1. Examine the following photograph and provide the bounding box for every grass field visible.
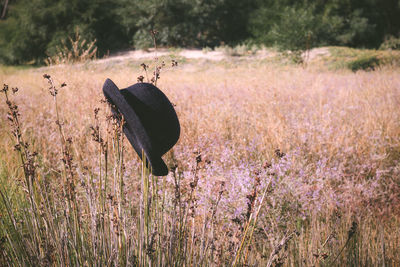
[1,49,400,266]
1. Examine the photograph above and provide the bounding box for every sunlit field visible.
[1,53,400,266]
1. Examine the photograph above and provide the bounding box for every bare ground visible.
[95,47,331,64]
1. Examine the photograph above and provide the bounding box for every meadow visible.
[1,49,400,266]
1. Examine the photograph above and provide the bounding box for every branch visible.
[1,0,9,19]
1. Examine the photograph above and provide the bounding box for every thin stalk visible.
[118,120,127,266]
[233,178,272,266]
[3,89,43,260]
[52,87,84,265]
[159,175,167,266]
[34,177,66,266]
[243,179,272,264]
[0,188,32,266]
[151,30,159,86]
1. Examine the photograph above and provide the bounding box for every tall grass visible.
[1,59,400,266]
[45,30,97,66]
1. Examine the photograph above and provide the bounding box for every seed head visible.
[137,75,144,83]
[140,63,148,71]
[2,84,9,93]
[275,149,285,158]
[348,221,357,239]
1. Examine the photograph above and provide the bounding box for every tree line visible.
[0,0,399,65]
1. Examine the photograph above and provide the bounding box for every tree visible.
[119,0,256,49]
[0,0,129,64]
[249,0,400,50]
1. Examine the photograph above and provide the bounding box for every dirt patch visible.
[95,47,330,64]
[305,47,330,61]
[96,49,170,64]
[179,50,225,60]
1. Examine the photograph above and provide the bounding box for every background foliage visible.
[0,0,399,64]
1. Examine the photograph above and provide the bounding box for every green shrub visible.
[347,55,380,72]
[379,35,400,50]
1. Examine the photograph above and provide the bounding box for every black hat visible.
[102,79,180,176]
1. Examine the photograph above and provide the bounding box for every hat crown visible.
[120,83,180,155]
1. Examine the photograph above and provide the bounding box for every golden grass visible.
[1,58,400,265]
[3,60,398,162]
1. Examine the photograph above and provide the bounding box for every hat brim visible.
[103,78,169,176]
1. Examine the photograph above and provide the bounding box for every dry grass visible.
[44,30,97,66]
[1,57,400,266]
